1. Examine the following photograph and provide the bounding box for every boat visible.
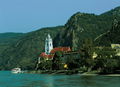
[11,68,22,73]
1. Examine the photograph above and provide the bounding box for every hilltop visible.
[54,6,120,50]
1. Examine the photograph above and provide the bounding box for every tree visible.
[52,51,63,70]
[80,39,95,71]
[95,47,118,73]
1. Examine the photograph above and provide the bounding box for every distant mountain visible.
[0,32,24,44]
[0,33,24,55]
[1,6,120,70]
[95,19,120,46]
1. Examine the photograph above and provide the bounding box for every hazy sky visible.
[0,0,120,33]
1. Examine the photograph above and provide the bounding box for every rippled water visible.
[0,71,120,87]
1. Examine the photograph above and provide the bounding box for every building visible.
[50,47,71,54]
[45,34,53,54]
[40,47,71,60]
[111,44,120,56]
[40,34,71,60]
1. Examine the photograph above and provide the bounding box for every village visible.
[33,34,120,74]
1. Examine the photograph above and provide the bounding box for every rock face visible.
[54,7,120,50]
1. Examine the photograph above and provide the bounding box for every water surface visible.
[0,71,120,87]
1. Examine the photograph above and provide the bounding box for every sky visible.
[0,0,120,33]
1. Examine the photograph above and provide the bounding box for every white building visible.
[45,34,53,54]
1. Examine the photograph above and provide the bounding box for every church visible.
[40,34,71,60]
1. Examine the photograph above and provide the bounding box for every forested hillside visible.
[54,6,120,50]
[0,26,63,70]
[95,19,120,46]
[0,33,24,55]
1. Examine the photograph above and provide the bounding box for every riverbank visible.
[26,70,79,75]
[25,70,120,76]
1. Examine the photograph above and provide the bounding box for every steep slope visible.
[54,13,99,50]
[0,26,64,70]
[54,7,120,50]
[95,19,120,46]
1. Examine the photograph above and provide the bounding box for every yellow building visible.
[111,44,120,56]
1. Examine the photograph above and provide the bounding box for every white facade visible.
[45,34,53,54]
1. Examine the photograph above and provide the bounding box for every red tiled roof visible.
[47,55,54,58]
[50,47,71,54]
[40,52,54,59]
[40,47,71,59]
[40,52,46,57]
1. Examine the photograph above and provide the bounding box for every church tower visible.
[45,34,53,54]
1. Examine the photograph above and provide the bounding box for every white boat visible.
[11,68,22,74]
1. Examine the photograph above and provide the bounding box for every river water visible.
[0,71,120,87]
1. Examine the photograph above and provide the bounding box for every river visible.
[0,71,120,87]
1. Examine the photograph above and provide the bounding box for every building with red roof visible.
[50,47,71,54]
[40,47,71,60]
[39,34,71,60]
[40,52,54,60]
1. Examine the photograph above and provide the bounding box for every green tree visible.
[95,47,117,73]
[52,51,63,70]
[80,39,95,71]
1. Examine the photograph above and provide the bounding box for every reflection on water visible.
[0,71,120,87]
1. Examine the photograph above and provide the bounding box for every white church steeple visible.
[45,34,53,54]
